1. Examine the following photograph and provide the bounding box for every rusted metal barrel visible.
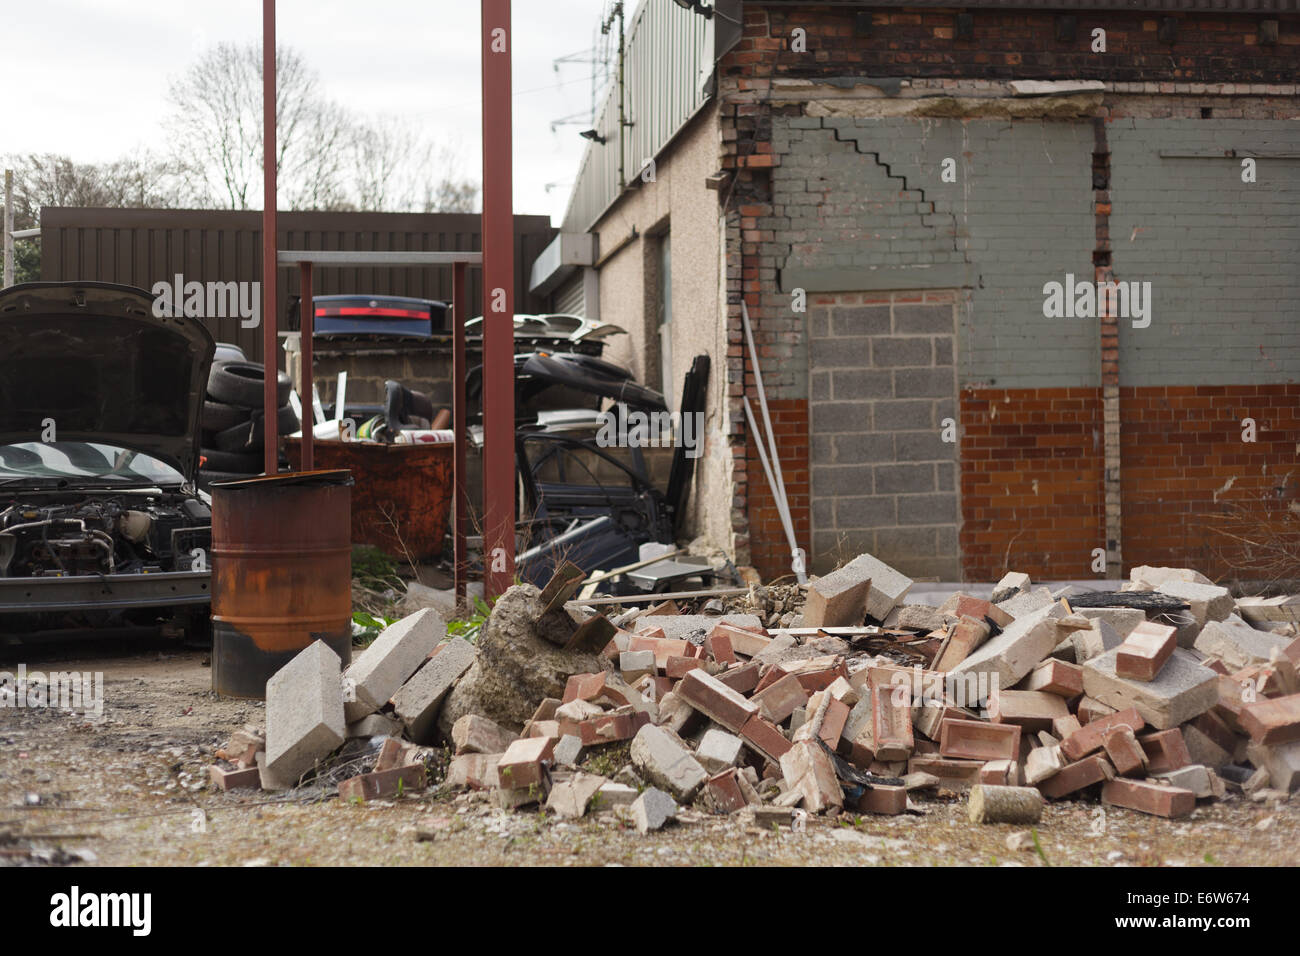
[210,469,354,698]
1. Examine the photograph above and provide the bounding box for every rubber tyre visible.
[199,447,263,473]
[211,404,300,452]
[202,399,251,432]
[207,361,292,409]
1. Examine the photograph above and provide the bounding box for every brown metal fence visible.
[39,207,555,364]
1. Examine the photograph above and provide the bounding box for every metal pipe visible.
[453,260,468,600]
[481,0,516,599]
[299,260,313,471]
[743,397,806,584]
[741,300,805,583]
[261,0,278,476]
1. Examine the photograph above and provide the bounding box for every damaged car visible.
[0,282,215,639]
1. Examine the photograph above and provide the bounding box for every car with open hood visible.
[0,281,216,638]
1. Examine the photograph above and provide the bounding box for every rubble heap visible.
[209,558,1300,832]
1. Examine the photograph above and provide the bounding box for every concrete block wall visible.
[1107,118,1300,385]
[807,291,961,580]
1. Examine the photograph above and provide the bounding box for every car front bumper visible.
[0,570,211,614]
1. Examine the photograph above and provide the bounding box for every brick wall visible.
[738,5,1299,84]
[1121,385,1300,582]
[744,399,810,580]
[959,387,1106,580]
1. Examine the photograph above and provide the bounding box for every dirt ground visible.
[1,637,1297,868]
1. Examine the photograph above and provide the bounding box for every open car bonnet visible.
[0,282,216,482]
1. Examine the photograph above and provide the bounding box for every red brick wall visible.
[1121,385,1300,581]
[738,5,1298,83]
[743,398,811,582]
[961,385,1300,582]
[960,387,1106,580]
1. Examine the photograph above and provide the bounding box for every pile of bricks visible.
[210,556,1300,834]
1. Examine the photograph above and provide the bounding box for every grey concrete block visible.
[951,602,1066,688]
[630,725,708,801]
[1082,648,1219,730]
[874,463,935,494]
[343,607,446,722]
[265,640,346,786]
[696,729,745,774]
[630,787,679,833]
[1194,619,1292,671]
[391,638,478,743]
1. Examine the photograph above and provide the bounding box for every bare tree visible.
[166,41,478,213]
[166,43,348,210]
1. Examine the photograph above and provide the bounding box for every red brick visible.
[678,669,760,732]
[1101,778,1195,818]
[1115,621,1177,681]
[209,764,260,791]
[497,737,557,789]
[665,656,704,679]
[1102,725,1148,777]
[705,768,748,813]
[338,764,427,802]
[1022,659,1084,698]
[751,672,808,724]
[906,755,983,789]
[989,688,1069,730]
[705,630,737,665]
[739,713,792,763]
[870,669,914,760]
[1138,728,1193,773]
[1060,707,1145,761]
[563,672,609,703]
[716,661,762,695]
[857,784,907,815]
[940,594,1014,628]
[933,616,990,671]
[1038,753,1113,799]
[1239,693,1300,745]
[939,718,1021,761]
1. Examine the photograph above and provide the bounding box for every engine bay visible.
[0,492,211,578]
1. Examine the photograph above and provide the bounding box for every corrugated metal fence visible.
[40,207,555,364]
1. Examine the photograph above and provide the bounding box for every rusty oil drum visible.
[209,469,354,698]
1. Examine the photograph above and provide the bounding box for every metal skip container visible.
[210,469,354,698]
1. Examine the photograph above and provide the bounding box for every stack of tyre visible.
[199,344,299,487]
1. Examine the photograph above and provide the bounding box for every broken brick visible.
[1101,778,1195,818]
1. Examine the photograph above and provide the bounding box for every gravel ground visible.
[1,641,1297,867]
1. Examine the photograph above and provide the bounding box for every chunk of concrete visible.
[630,787,678,833]
[949,601,1066,688]
[545,772,607,819]
[990,571,1031,605]
[634,614,762,643]
[346,713,402,739]
[835,553,913,622]
[996,586,1055,619]
[1076,607,1146,640]
[1194,619,1292,671]
[1246,739,1300,793]
[391,637,478,743]
[803,563,872,628]
[696,728,744,774]
[630,724,708,801]
[343,608,446,722]
[264,640,346,786]
[1130,565,1213,589]
[1157,580,1233,625]
[451,714,518,755]
[1068,617,1124,664]
[1082,648,1218,730]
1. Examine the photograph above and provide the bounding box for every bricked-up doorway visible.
[807,290,960,580]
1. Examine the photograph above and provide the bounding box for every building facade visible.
[538,0,1300,586]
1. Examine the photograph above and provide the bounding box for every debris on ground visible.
[210,554,1300,832]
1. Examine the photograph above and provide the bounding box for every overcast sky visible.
[3,0,614,223]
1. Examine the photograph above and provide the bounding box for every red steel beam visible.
[481,0,515,599]
[261,0,278,475]
[452,260,469,600]
[299,260,314,471]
